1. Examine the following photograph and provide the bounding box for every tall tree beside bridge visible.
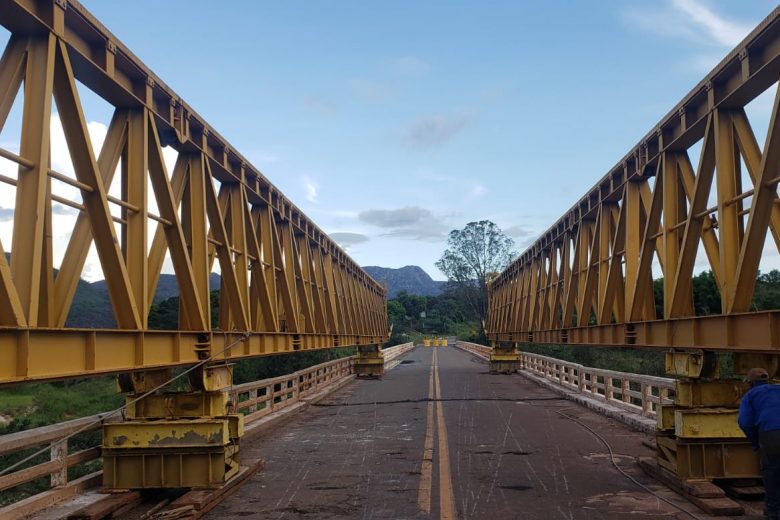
[436,220,515,332]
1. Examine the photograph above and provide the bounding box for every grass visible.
[0,391,35,416]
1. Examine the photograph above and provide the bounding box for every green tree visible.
[692,270,721,315]
[435,220,515,330]
[754,270,780,310]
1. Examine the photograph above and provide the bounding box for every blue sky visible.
[2,0,778,282]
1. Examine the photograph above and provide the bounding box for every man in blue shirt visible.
[738,367,780,520]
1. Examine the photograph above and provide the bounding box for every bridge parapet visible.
[0,343,414,517]
[456,340,759,489]
[455,341,674,419]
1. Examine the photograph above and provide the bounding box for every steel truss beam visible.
[0,0,388,385]
[487,5,780,353]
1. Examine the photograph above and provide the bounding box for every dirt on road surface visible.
[206,346,757,520]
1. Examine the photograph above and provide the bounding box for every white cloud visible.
[404,113,474,150]
[0,113,169,282]
[470,182,487,198]
[624,0,751,49]
[359,206,449,241]
[330,232,370,252]
[302,176,318,203]
[671,0,750,47]
[52,203,77,216]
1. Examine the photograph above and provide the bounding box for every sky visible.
[0,0,778,282]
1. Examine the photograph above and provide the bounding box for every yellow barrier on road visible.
[433,337,440,347]
[442,338,448,347]
[424,339,431,347]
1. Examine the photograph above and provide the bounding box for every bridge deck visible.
[205,346,714,520]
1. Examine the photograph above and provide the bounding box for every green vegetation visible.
[521,344,736,380]
[0,377,120,506]
[436,220,516,330]
[653,269,780,317]
[0,391,34,417]
[5,248,780,505]
[521,343,667,376]
[521,268,780,379]
[231,347,357,384]
[0,378,120,430]
[388,290,482,344]
[0,290,358,506]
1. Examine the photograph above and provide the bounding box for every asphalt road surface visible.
[207,346,725,520]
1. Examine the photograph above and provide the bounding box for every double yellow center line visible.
[418,348,456,519]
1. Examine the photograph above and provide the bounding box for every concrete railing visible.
[455,341,491,360]
[0,342,415,518]
[230,342,414,423]
[455,341,675,419]
[383,341,416,363]
[230,356,355,423]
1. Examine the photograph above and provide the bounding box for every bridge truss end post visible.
[652,349,764,484]
[354,344,385,378]
[489,341,520,374]
[102,361,244,489]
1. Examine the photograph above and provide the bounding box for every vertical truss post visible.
[489,341,520,374]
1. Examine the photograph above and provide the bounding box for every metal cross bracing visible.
[485,4,780,487]
[486,5,780,355]
[0,0,389,385]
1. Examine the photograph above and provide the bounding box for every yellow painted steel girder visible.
[674,380,747,408]
[673,409,745,439]
[656,435,759,479]
[486,4,780,353]
[103,445,240,488]
[125,391,229,419]
[103,417,243,450]
[0,0,390,385]
[0,329,387,384]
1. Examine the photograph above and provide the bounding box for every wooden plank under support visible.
[639,457,744,516]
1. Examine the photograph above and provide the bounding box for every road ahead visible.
[207,346,708,520]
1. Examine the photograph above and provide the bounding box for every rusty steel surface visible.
[0,0,389,384]
[205,346,722,520]
[486,4,780,353]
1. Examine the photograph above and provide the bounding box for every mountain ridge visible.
[2,253,441,326]
[363,265,445,299]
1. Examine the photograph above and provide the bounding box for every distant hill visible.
[3,253,441,326]
[362,265,445,299]
[74,274,222,328]
[2,253,223,328]
[90,273,222,305]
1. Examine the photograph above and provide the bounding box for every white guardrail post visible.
[0,342,417,517]
[454,341,675,419]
